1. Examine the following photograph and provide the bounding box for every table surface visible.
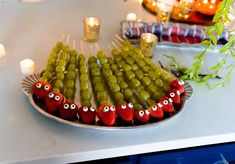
[1,0,235,163]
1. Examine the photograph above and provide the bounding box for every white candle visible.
[20,59,35,75]
[126,12,137,21]
[0,44,6,58]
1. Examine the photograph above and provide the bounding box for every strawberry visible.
[33,80,52,99]
[166,89,181,104]
[169,80,185,93]
[116,103,134,122]
[134,110,150,123]
[78,106,96,124]
[159,96,175,113]
[58,101,78,120]
[149,103,164,119]
[97,104,116,126]
[45,91,64,114]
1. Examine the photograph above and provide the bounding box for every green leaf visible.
[215,21,224,36]
[211,35,217,45]
[229,50,235,58]
[219,42,232,53]
[200,40,210,46]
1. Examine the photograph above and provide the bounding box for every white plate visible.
[20,72,193,130]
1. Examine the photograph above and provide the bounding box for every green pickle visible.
[54,80,64,89]
[80,74,88,81]
[82,90,91,100]
[126,71,135,80]
[93,76,103,84]
[108,75,117,83]
[80,81,88,90]
[131,78,140,88]
[66,79,75,89]
[142,77,151,86]
[111,83,120,92]
[56,72,65,80]
[123,88,133,100]
[67,71,76,80]
[94,84,104,92]
[139,90,150,102]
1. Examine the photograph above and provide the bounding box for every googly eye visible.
[36,83,42,88]
[128,103,133,108]
[139,110,144,117]
[103,106,109,112]
[110,106,115,111]
[63,104,69,109]
[170,92,175,97]
[158,103,163,108]
[90,106,95,112]
[169,98,173,103]
[163,100,168,105]
[70,104,76,110]
[55,95,60,101]
[83,106,88,112]
[44,85,50,91]
[178,80,184,85]
[121,104,126,109]
[48,93,54,98]
[152,105,157,111]
[145,110,150,115]
[176,90,181,95]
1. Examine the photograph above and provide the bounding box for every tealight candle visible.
[126,12,137,21]
[140,33,157,58]
[84,17,100,42]
[20,59,35,75]
[0,44,6,58]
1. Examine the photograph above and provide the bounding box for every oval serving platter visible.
[21,72,193,130]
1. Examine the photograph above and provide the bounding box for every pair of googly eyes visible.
[83,106,95,112]
[36,83,50,91]
[48,93,61,101]
[121,103,133,109]
[170,91,181,98]
[178,80,184,86]
[103,106,115,112]
[151,105,158,111]
[63,104,77,110]
[139,110,150,117]
[162,98,173,105]
[151,103,163,111]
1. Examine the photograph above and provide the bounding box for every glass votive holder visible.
[84,17,100,42]
[140,33,157,58]
[156,1,173,22]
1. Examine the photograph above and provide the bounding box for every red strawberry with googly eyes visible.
[169,80,185,93]
[97,104,116,126]
[45,91,64,114]
[166,89,181,104]
[78,106,96,124]
[33,80,52,99]
[116,103,134,122]
[149,103,164,119]
[159,97,175,113]
[58,101,78,120]
[134,110,150,123]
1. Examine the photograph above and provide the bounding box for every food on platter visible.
[30,38,188,127]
